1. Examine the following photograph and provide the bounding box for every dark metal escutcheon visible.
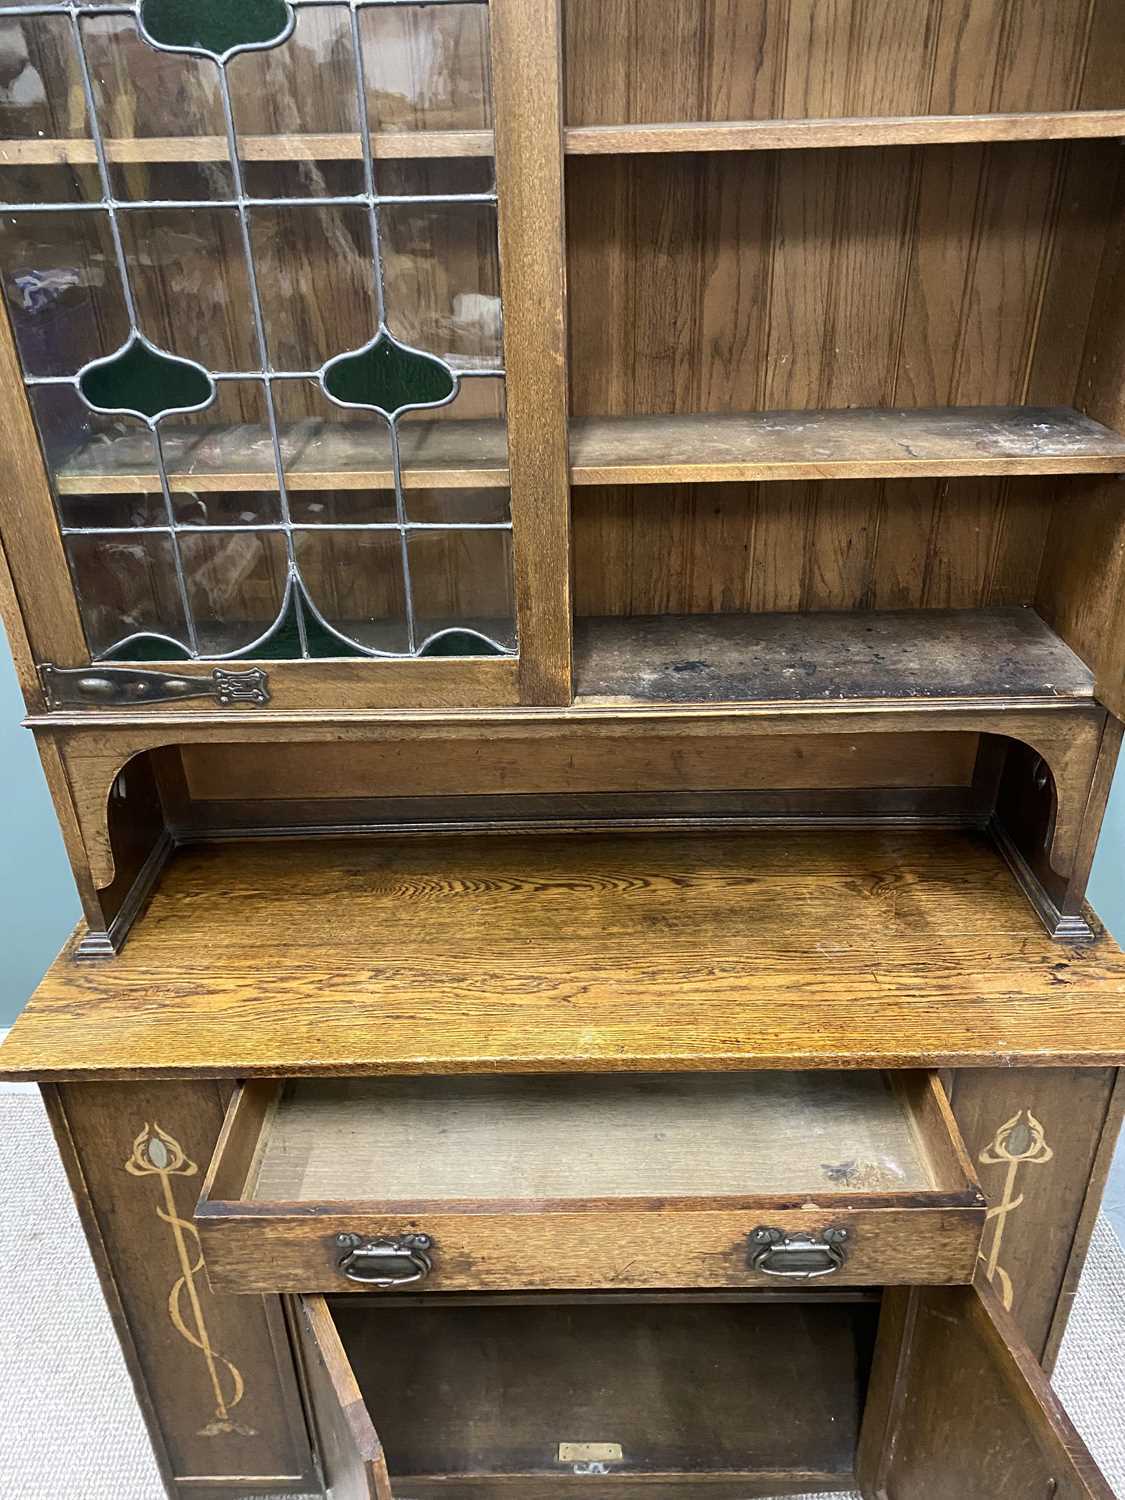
[748,1225,848,1279]
[335,1232,433,1288]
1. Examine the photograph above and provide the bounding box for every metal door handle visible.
[335,1233,433,1287]
[748,1226,848,1278]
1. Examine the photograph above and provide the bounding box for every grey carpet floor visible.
[1,1089,1122,1500]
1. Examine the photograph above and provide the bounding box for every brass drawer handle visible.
[748,1226,848,1279]
[335,1233,433,1287]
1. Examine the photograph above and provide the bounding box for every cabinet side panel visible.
[950,1067,1118,1361]
[47,1080,314,1492]
[0,301,87,669]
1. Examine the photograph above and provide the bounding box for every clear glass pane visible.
[361,3,492,134]
[381,201,501,369]
[273,375,394,486]
[250,203,377,370]
[117,207,256,371]
[172,489,282,527]
[81,14,233,201]
[0,209,128,376]
[407,487,510,526]
[65,530,190,658]
[157,378,274,482]
[0,162,100,207]
[375,156,494,198]
[295,528,409,655]
[58,491,167,530]
[409,527,515,652]
[289,487,397,527]
[398,374,507,490]
[0,15,89,141]
[30,381,155,493]
[179,528,287,656]
[230,4,363,200]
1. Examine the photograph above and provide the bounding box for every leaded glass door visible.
[0,0,570,710]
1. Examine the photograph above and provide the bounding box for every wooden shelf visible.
[54,407,1125,497]
[568,407,1125,486]
[0,130,494,168]
[574,609,1096,707]
[7,112,1122,170]
[565,110,1125,155]
[2,828,1124,1081]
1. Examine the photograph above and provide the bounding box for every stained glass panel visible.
[0,0,513,664]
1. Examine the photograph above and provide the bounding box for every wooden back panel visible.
[568,141,1120,418]
[563,0,1123,125]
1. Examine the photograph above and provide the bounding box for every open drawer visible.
[292,1283,1114,1500]
[197,1071,986,1294]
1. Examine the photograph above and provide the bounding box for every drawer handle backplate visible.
[748,1226,848,1279]
[335,1232,433,1287]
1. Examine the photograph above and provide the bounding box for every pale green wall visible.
[0,637,81,1025]
[1090,766,1125,944]
[0,632,1122,1026]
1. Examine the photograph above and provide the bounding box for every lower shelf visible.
[332,1297,875,1494]
[574,607,1095,705]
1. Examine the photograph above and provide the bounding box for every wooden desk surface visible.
[3,829,1124,1081]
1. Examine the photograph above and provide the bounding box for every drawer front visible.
[197,1072,986,1295]
[204,1203,983,1294]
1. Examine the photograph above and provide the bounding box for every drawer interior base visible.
[328,1297,877,1491]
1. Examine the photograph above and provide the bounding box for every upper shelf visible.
[55,406,1125,497]
[5,110,1124,169]
[564,110,1125,155]
[569,407,1125,485]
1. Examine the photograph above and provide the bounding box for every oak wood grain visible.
[563,0,1113,125]
[197,1071,983,1295]
[573,608,1094,705]
[3,829,1125,1081]
[294,1296,390,1500]
[328,1297,874,1486]
[490,0,572,705]
[564,111,1125,154]
[857,1284,1116,1499]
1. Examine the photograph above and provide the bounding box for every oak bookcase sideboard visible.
[1,2,1124,1498]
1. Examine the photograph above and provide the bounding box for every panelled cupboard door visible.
[295,1286,1116,1499]
[856,1284,1115,1500]
[293,1295,392,1500]
[196,1072,986,1294]
[0,0,570,712]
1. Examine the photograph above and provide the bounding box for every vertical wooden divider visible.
[490,0,574,705]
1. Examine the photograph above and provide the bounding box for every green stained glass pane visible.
[322,332,456,418]
[254,578,369,660]
[140,0,292,56]
[79,338,213,422]
[419,629,506,659]
[101,634,192,663]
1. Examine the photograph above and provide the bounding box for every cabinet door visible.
[857,1283,1114,1500]
[294,1294,392,1500]
[0,0,569,712]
